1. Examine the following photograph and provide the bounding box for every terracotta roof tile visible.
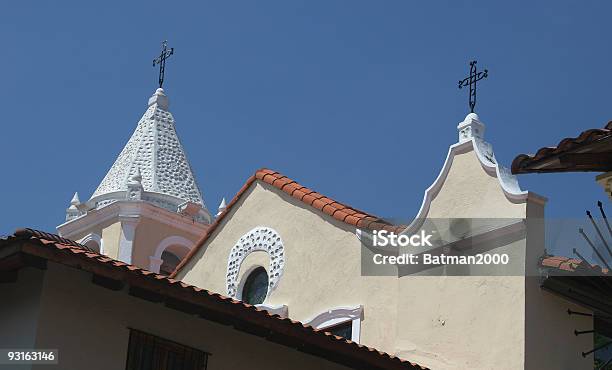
[343,214,360,225]
[173,168,406,278]
[512,121,612,174]
[272,177,293,188]
[0,229,427,370]
[321,204,337,216]
[540,255,609,275]
[300,193,316,205]
[299,187,316,196]
[332,210,350,221]
[281,182,301,195]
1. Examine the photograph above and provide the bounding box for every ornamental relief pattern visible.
[92,103,204,207]
[226,227,285,298]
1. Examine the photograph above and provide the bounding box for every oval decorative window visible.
[226,227,285,298]
[241,267,269,304]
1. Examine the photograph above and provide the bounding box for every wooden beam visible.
[559,152,612,170]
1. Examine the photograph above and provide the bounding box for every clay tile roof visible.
[173,168,406,277]
[511,121,612,174]
[0,229,427,370]
[254,169,397,229]
[540,255,609,275]
[12,228,94,250]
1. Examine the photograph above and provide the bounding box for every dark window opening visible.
[126,329,209,370]
[84,240,100,252]
[325,321,353,340]
[241,267,268,305]
[159,251,182,276]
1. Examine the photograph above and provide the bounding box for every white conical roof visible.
[91,88,206,211]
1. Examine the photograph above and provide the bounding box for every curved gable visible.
[404,114,546,233]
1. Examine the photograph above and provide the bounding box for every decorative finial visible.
[457,112,486,143]
[148,87,169,110]
[70,192,81,206]
[129,168,142,185]
[127,168,143,200]
[458,60,488,113]
[152,40,174,89]
[217,197,227,217]
[66,192,83,221]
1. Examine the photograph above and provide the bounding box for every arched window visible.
[305,306,363,343]
[80,233,102,253]
[84,240,100,252]
[150,236,194,275]
[241,267,268,305]
[159,251,182,276]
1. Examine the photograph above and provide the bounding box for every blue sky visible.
[1,1,609,256]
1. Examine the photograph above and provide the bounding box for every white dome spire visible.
[90,89,211,223]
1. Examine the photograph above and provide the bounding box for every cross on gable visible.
[458,60,488,113]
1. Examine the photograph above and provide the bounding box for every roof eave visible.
[512,125,612,174]
[0,230,427,370]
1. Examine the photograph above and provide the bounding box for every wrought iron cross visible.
[458,60,488,113]
[152,41,174,88]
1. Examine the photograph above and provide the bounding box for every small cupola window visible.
[241,267,269,305]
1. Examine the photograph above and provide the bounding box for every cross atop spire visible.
[152,40,174,88]
[458,60,488,113]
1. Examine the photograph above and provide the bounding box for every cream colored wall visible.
[524,279,593,370]
[101,222,121,260]
[131,217,201,269]
[426,150,526,219]
[396,275,525,369]
[393,148,590,369]
[519,198,592,368]
[66,217,120,256]
[396,149,527,369]
[31,262,354,370]
[178,182,400,352]
[177,147,592,369]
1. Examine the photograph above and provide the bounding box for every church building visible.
[1,55,609,369]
